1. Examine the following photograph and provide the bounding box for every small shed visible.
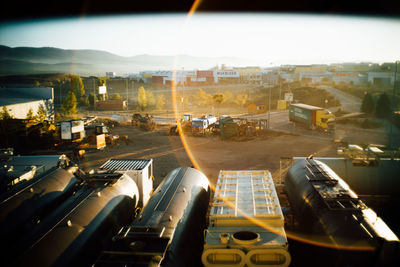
[248,103,266,115]
[100,158,153,207]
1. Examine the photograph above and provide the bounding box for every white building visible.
[299,70,330,83]
[106,72,116,77]
[332,72,367,85]
[280,73,299,83]
[0,87,54,121]
[368,72,396,86]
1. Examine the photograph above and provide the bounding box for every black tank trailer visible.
[285,158,400,266]
[0,164,79,259]
[11,169,140,267]
[94,167,210,267]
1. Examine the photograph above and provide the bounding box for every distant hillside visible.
[0,45,263,76]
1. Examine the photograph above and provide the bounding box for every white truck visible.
[191,115,217,134]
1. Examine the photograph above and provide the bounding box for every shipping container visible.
[197,70,214,78]
[95,100,127,110]
[289,103,335,131]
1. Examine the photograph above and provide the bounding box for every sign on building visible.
[99,86,107,94]
[284,93,293,102]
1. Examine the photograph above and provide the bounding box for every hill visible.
[0,45,262,76]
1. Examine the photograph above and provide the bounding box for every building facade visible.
[0,87,54,121]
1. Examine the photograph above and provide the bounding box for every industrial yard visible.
[78,123,337,187]
[1,9,400,267]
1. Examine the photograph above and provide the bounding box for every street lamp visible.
[389,60,398,148]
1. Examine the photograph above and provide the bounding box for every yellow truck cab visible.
[289,103,335,132]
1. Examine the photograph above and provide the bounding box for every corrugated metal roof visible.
[100,159,151,171]
[210,170,283,221]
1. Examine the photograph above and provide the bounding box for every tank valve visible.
[220,233,230,244]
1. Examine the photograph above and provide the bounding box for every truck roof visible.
[290,103,324,110]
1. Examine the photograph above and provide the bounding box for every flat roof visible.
[100,159,152,171]
[0,87,53,106]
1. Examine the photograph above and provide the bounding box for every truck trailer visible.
[192,115,217,134]
[289,103,335,132]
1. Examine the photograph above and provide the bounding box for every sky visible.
[0,13,400,65]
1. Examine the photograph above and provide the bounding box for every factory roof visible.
[0,87,53,106]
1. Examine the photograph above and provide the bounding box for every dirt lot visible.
[79,124,338,188]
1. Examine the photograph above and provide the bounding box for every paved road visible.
[317,85,362,113]
[115,83,258,97]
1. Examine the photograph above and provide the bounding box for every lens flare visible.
[169,2,379,252]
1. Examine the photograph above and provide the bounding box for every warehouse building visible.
[332,72,367,85]
[0,87,54,121]
[368,72,396,86]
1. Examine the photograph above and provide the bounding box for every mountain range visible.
[0,45,265,76]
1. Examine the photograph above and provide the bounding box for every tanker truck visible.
[289,103,335,132]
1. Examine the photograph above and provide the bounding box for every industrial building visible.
[368,71,397,86]
[0,87,54,121]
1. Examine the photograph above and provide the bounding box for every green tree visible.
[361,92,374,115]
[213,93,226,115]
[26,108,35,120]
[0,106,13,119]
[156,94,166,110]
[111,93,122,100]
[81,96,89,106]
[138,86,147,110]
[146,90,155,108]
[375,93,392,119]
[213,93,226,105]
[88,93,97,107]
[35,105,47,123]
[71,75,85,105]
[62,90,78,115]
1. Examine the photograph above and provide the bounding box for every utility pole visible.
[182,68,184,116]
[93,77,96,112]
[390,61,398,148]
[268,85,271,129]
[126,78,129,110]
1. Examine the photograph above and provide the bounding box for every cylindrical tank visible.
[95,167,210,267]
[285,158,399,266]
[13,171,139,267]
[0,167,79,248]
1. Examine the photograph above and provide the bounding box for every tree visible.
[224,91,234,104]
[213,93,226,115]
[146,90,155,108]
[375,93,392,119]
[111,93,122,100]
[213,93,226,105]
[361,92,374,115]
[62,90,78,115]
[195,88,213,106]
[26,108,35,120]
[71,75,85,105]
[138,86,147,110]
[35,105,47,123]
[0,106,13,119]
[88,93,97,107]
[235,94,249,108]
[156,94,166,110]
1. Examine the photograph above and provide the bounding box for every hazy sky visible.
[0,13,400,65]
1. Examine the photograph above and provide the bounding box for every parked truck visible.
[191,115,217,134]
[289,103,335,132]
